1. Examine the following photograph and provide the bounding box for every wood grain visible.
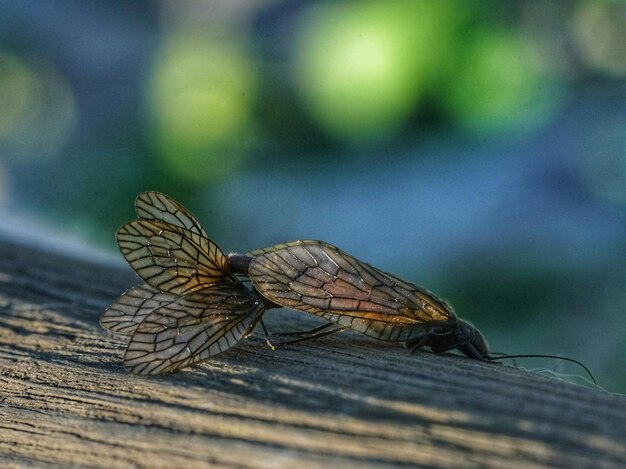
[0,239,625,468]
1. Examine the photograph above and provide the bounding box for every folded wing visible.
[248,240,452,342]
[100,284,177,335]
[124,283,264,375]
[135,191,208,238]
[117,219,236,295]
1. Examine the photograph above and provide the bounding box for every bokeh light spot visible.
[576,117,626,206]
[0,161,7,208]
[147,34,257,182]
[294,1,465,142]
[441,29,562,134]
[571,1,626,78]
[0,54,36,141]
[0,51,76,159]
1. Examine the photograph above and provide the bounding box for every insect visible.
[100,191,275,375]
[238,242,595,384]
[103,192,595,383]
[231,240,491,360]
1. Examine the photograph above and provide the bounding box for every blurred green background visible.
[1,1,624,391]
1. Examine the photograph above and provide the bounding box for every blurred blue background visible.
[0,1,624,391]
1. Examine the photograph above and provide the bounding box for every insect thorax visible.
[228,253,253,275]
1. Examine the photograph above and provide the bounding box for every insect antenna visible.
[488,354,596,386]
[487,351,517,366]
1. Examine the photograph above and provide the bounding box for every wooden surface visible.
[0,238,625,468]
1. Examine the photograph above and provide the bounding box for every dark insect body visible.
[102,192,594,384]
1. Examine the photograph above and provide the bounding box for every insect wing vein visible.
[135,191,208,238]
[100,284,178,335]
[249,240,452,341]
[116,219,235,295]
[124,284,264,375]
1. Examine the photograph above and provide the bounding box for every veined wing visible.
[100,284,177,335]
[117,219,236,295]
[248,240,453,342]
[124,283,264,375]
[135,191,208,238]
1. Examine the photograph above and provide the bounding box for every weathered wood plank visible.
[0,239,625,468]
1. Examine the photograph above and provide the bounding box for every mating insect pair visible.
[101,191,490,375]
[101,192,593,382]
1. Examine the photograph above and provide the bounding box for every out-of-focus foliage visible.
[0,0,624,391]
[440,27,562,134]
[148,33,257,181]
[577,117,626,205]
[571,1,626,78]
[293,0,467,140]
[0,50,75,158]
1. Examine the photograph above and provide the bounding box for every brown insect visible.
[234,240,490,360]
[237,240,596,384]
[100,192,272,375]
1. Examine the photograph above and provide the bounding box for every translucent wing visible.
[124,284,264,375]
[116,219,236,295]
[100,284,177,335]
[135,191,208,238]
[248,240,453,342]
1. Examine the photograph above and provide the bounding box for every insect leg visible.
[462,342,488,360]
[273,321,338,337]
[274,323,347,347]
[258,319,278,351]
[406,333,432,353]
[430,341,488,360]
